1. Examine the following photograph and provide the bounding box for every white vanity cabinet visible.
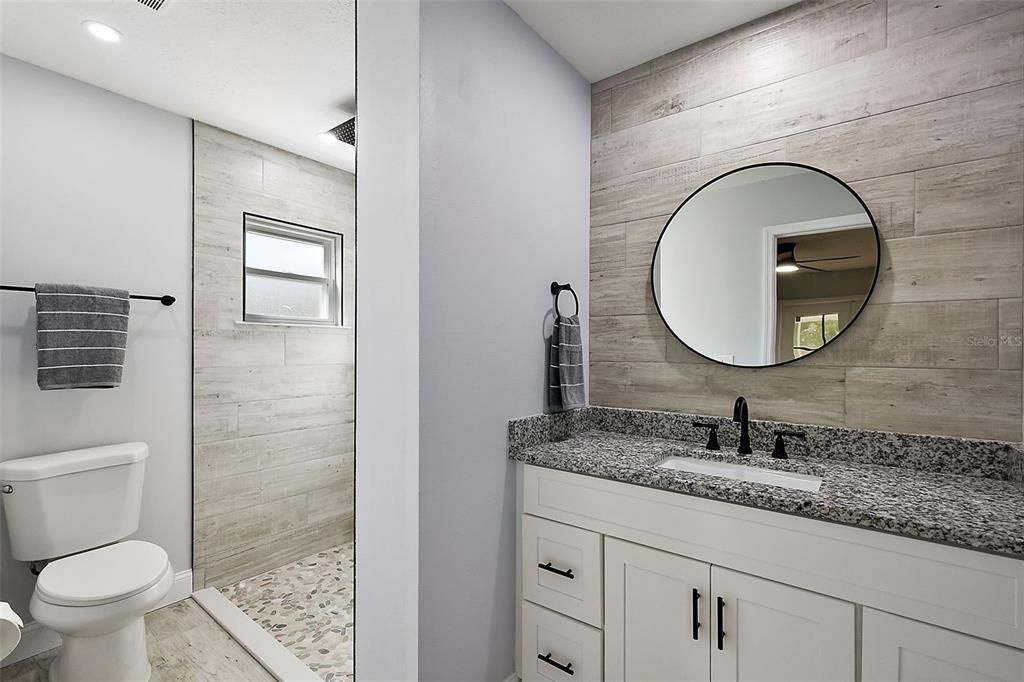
[861,609,1024,682]
[604,539,710,681]
[518,464,1024,682]
[602,539,854,682]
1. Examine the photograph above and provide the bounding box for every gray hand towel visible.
[35,283,130,390]
[549,314,585,411]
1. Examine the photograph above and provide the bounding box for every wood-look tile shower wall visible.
[589,0,1024,441]
[192,123,355,588]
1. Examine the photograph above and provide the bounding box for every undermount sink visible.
[657,456,823,493]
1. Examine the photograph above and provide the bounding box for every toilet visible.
[0,443,172,682]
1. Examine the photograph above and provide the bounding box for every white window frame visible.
[242,213,343,326]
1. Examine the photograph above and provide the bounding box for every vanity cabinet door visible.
[604,538,711,682]
[862,608,1024,682]
[711,567,854,682]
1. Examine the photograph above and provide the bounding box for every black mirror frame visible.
[649,161,882,369]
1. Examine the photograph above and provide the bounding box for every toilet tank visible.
[0,443,148,562]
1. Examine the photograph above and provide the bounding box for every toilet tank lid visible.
[0,443,148,482]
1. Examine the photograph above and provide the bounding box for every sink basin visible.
[657,456,822,492]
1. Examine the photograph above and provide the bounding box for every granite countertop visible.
[509,429,1024,559]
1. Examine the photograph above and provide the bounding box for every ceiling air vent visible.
[137,0,167,10]
[327,118,356,146]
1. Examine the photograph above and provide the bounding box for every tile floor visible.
[0,598,273,682]
[220,542,354,682]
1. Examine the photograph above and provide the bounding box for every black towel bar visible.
[0,285,176,306]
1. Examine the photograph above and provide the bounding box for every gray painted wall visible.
[0,57,193,618]
[418,1,591,679]
[355,1,421,679]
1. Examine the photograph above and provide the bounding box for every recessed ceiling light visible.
[318,132,339,146]
[83,21,122,43]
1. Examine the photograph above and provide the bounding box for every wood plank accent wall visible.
[192,123,355,588]
[589,0,1024,441]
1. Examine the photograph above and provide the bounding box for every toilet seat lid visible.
[36,541,169,607]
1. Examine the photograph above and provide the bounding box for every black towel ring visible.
[550,281,579,317]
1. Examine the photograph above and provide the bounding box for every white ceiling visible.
[0,0,355,172]
[504,0,799,83]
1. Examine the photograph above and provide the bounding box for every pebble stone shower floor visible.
[220,542,354,681]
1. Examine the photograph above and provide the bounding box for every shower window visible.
[242,213,343,326]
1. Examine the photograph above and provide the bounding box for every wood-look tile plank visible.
[194,363,353,404]
[194,423,354,481]
[194,133,264,191]
[785,82,1024,181]
[591,140,785,226]
[592,88,612,136]
[591,223,626,272]
[193,214,243,259]
[201,521,350,588]
[591,265,656,317]
[308,484,356,526]
[284,329,354,365]
[845,367,1022,440]
[801,301,1000,368]
[194,495,308,560]
[592,108,700,186]
[887,0,1024,46]
[260,453,354,503]
[874,226,1023,303]
[649,0,847,75]
[195,177,351,237]
[592,62,652,95]
[236,393,354,437]
[999,298,1023,369]
[849,173,916,239]
[263,158,356,213]
[666,334,713,364]
[193,252,242,330]
[625,215,671,267]
[193,402,238,444]
[610,0,886,131]
[590,361,847,425]
[702,11,1024,154]
[590,315,666,362]
[914,153,1024,235]
[194,329,285,368]
[194,471,261,520]
[148,607,275,682]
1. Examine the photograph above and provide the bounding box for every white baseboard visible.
[192,587,320,682]
[3,569,193,666]
[502,674,521,682]
[156,568,194,611]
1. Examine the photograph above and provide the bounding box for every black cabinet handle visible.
[538,562,575,580]
[692,588,701,640]
[716,596,726,651]
[538,652,574,676]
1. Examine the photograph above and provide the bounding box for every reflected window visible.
[243,214,343,326]
[793,313,841,358]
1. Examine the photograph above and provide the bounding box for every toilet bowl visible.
[29,541,173,682]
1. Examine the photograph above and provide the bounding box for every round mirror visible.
[652,163,879,368]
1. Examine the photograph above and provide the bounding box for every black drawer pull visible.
[538,652,574,676]
[692,588,701,640]
[538,562,575,580]
[716,596,726,651]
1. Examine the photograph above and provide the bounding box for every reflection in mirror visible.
[652,164,879,368]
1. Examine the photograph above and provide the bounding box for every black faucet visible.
[733,397,752,455]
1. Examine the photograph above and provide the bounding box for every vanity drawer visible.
[522,514,603,626]
[522,600,602,682]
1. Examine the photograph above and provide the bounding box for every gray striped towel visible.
[548,314,585,411]
[35,283,130,390]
